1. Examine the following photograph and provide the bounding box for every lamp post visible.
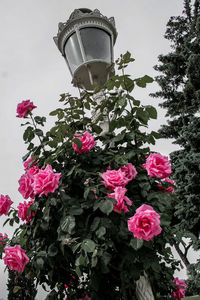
[54,8,154,300]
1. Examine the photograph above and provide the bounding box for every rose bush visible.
[0,53,184,299]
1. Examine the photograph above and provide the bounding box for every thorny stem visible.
[121,65,139,164]
[122,65,133,110]
[30,113,47,155]
[174,242,190,270]
[30,114,42,144]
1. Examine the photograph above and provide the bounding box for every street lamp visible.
[54,8,117,90]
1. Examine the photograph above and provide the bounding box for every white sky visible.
[0,0,198,298]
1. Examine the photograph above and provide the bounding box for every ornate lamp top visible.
[54,8,118,55]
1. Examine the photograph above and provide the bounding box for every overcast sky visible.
[0,0,197,298]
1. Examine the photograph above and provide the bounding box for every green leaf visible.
[75,266,81,277]
[36,257,44,270]
[130,238,144,250]
[72,138,82,150]
[60,216,75,234]
[34,116,46,126]
[92,124,102,134]
[160,213,171,226]
[48,244,58,257]
[122,51,135,63]
[82,239,96,253]
[135,75,154,88]
[84,101,90,110]
[109,120,117,132]
[3,218,10,227]
[13,286,21,293]
[75,254,86,267]
[136,108,149,124]
[69,207,83,216]
[23,126,35,142]
[146,106,157,119]
[58,111,64,120]
[96,226,106,238]
[151,131,162,139]
[49,109,60,116]
[20,230,26,247]
[112,132,125,142]
[99,200,113,215]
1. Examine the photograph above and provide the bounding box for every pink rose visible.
[128,204,162,241]
[172,277,187,300]
[108,187,132,213]
[27,166,39,176]
[0,195,13,216]
[72,131,96,154]
[18,199,35,223]
[0,233,8,245]
[16,100,37,118]
[158,178,176,194]
[32,164,61,197]
[24,157,37,171]
[120,163,137,183]
[18,173,34,199]
[3,244,29,272]
[142,152,172,179]
[101,169,127,191]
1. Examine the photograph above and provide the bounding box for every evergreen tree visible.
[151,0,200,295]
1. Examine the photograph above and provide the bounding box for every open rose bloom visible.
[142,152,172,179]
[119,163,137,183]
[18,173,35,199]
[3,244,29,272]
[32,164,61,197]
[108,187,132,213]
[101,169,128,191]
[101,163,137,192]
[128,204,162,241]
[16,100,37,118]
[0,195,13,216]
[18,199,34,223]
[72,131,96,154]
[172,277,187,300]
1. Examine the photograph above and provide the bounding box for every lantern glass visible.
[80,27,111,62]
[64,32,83,73]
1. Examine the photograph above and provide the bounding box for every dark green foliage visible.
[152,0,200,295]
[185,260,200,296]
[7,270,37,300]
